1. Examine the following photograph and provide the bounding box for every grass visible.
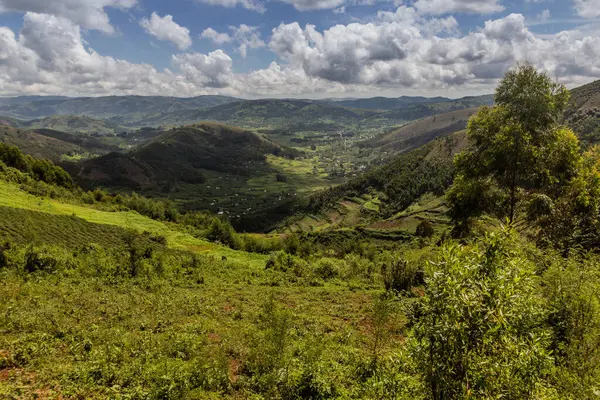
[0,181,266,267]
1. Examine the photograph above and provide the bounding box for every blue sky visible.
[0,0,598,98]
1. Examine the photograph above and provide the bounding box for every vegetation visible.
[1,68,600,399]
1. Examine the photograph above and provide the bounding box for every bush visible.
[415,220,434,238]
[381,258,422,293]
[411,229,552,399]
[205,219,242,250]
[313,258,341,281]
[24,246,59,273]
[544,254,600,398]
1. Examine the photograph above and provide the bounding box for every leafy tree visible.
[412,229,552,399]
[448,64,577,230]
[528,145,600,251]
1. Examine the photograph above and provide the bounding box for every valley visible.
[1,70,600,399]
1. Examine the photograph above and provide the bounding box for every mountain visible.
[0,95,240,119]
[70,122,300,192]
[363,107,479,153]
[17,115,128,136]
[111,99,381,129]
[0,95,69,106]
[328,95,452,110]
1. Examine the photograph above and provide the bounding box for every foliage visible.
[544,253,600,398]
[449,64,577,229]
[381,257,423,293]
[0,142,73,188]
[412,229,552,399]
[415,220,434,238]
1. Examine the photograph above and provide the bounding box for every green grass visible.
[0,181,266,267]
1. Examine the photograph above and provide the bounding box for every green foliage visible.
[528,145,600,252]
[412,229,552,399]
[544,253,600,398]
[381,258,422,293]
[415,220,434,238]
[0,142,73,188]
[449,64,579,229]
[206,218,243,250]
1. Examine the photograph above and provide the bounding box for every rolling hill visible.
[0,95,240,119]
[110,99,381,129]
[0,125,122,162]
[363,107,479,153]
[17,115,128,136]
[71,122,301,191]
[328,95,453,110]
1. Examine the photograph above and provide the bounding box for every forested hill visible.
[0,95,240,119]
[69,122,301,191]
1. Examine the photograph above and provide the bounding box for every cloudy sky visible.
[0,0,599,99]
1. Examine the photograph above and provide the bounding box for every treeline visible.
[0,142,73,188]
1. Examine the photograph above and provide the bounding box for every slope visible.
[18,115,127,136]
[0,95,239,119]
[0,125,121,162]
[0,180,266,266]
[363,107,479,153]
[566,79,600,144]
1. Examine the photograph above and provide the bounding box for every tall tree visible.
[448,63,578,232]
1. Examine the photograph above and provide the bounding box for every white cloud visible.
[537,9,551,21]
[140,12,192,50]
[1,8,600,98]
[201,24,265,58]
[279,0,345,11]
[268,11,600,91]
[414,0,504,15]
[573,0,600,18]
[0,0,136,34]
[193,0,265,13]
[201,27,232,44]
[172,50,233,88]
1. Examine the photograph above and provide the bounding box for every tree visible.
[411,229,552,399]
[448,63,577,230]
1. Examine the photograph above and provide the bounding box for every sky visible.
[0,0,599,99]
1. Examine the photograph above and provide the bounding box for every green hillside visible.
[0,95,240,119]
[363,108,478,153]
[0,125,121,162]
[18,115,127,136]
[566,79,600,144]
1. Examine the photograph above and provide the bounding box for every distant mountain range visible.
[0,94,493,121]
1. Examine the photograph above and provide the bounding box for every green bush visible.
[24,246,60,273]
[205,219,242,250]
[412,229,552,399]
[544,253,600,398]
[415,220,434,238]
[381,258,422,293]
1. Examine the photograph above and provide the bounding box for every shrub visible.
[415,220,434,238]
[205,219,242,250]
[411,229,552,399]
[544,254,600,398]
[313,258,342,281]
[381,258,422,293]
[24,246,59,273]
